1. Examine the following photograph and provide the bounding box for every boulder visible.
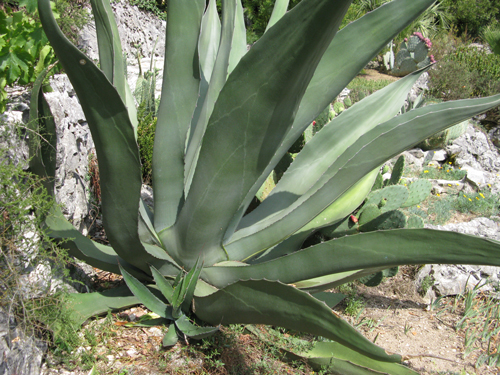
[0,308,47,375]
[417,218,500,301]
[44,74,96,236]
[446,123,500,194]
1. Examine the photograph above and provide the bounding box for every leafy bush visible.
[0,122,82,354]
[129,0,167,20]
[240,0,302,43]
[429,44,500,100]
[346,75,393,104]
[53,0,91,44]
[0,6,58,113]
[440,0,500,38]
[0,0,89,113]
[136,112,156,184]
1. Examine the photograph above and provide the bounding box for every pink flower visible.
[430,55,436,63]
[312,121,316,126]
[404,37,408,42]
[413,31,424,40]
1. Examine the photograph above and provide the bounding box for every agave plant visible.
[31,0,500,372]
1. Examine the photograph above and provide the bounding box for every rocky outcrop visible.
[0,308,47,375]
[44,75,96,235]
[446,123,500,193]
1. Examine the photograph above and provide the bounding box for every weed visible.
[419,275,435,296]
[420,163,467,180]
[0,122,86,368]
[452,281,500,367]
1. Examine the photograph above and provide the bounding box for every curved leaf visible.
[175,0,353,267]
[265,0,289,32]
[120,264,173,319]
[152,0,205,233]
[28,65,57,195]
[228,0,436,230]
[175,314,219,339]
[194,279,400,362]
[203,229,500,288]
[226,94,500,258]
[67,285,140,325]
[89,0,138,130]
[38,0,155,273]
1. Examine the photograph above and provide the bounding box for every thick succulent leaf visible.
[175,314,219,339]
[226,93,500,259]
[194,279,400,362]
[291,341,419,375]
[265,0,289,32]
[176,0,353,267]
[227,69,425,258]
[227,0,246,75]
[162,323,178,347]
[89,0,137,130]
[38,0,156,273]
[138,199,162,246]
[120,264,173,319]
[198,0,221,84]
[183,0,238,196]
[66,285,141,325]
[152,0,205,233]
[229,0,436,229]
[43,205,120,274]
[203,229,500,288]
[189,0,221,150]
[28,65,57,195]
[311,292,345,309]
[150,265,175,304]
[250,169,378,263]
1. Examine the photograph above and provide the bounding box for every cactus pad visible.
[358,204,382,226]
[372,172,384,191]
[389,155,405,185]
[320,216,358,239]
[359,209,407,232]
[359,267,399,287]
[402,179,432,207]
[407,215,425,228]
[365,185,409,213]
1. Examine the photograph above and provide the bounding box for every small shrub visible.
[129,0,167,20]
[454,190,500,217]
[420,163,467,180]
[137,112,156,184]
[0,123,80,357]
[440,0,500,38]
[429,45,500,100]
[346,76,393,105]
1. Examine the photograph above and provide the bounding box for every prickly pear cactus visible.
[391,32,435,77]
[364,185,409,212]
[388,155,405,185]
[359,267,399,287]
[344,97,352,108]
[402,179,432,207]
[417,119,470,150]
[333,101,345,115]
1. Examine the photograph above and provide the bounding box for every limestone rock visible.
[44,74,95,235]
[0,308,47,375]
[446,123,500,194]
[417,218,500,301]
[78,0,166,62]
